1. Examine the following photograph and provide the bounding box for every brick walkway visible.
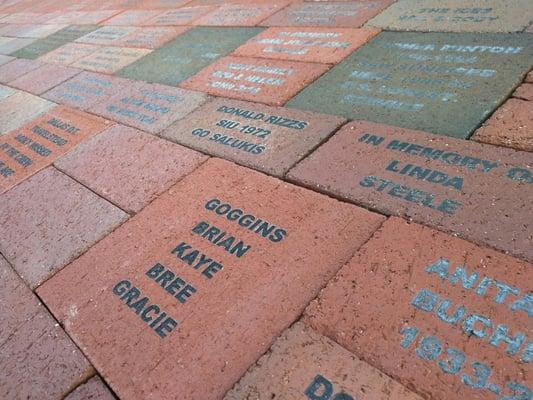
[0,1,531,400]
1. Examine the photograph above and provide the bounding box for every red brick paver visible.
[0,167,128,288]
[161,97,345,176]
[0,105,112,194]
[9,64,82,95]
[288,120,533,262]
[233,27,380,63]
[225,321,423,400]
[55,124,208,214]
[88,81,207,134]
[37,158,384,400]
[65,376,115,400]
[305,217,532,400]
[181,55,329,106]
[0,256,94,399]
[473,98,533,152]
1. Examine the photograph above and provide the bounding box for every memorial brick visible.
[117,27,263,86]
[43,71,132,110]
[233,26,380,64]
[161,97,344,176]
[473,98,533,152]
[55,124,208,213]
[181,55,329,106]
[88,82,207,133]
[287,31,533,138]
[0,105,112,194]
[75,26,137,46]
[36,158,384,400]
[261,1,394,28]
[288,120,533,262]
[71,46,151,73]
[0,167,128,288]
[305,217,533,400]
[225,322,423,400]
[366,0,533,33]
[12,25,99,60]
[10,24,67,39]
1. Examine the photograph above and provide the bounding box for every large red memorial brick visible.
[0,167,128,288]
[55,124,208,214]
[0,105,112,194]
[225,321,423,400]
[305,217,533,400]
[0,256,94,399]
[160,97,345,177]
[71,46,151,74]
[473,98,533,152]
[112,26,188,49]
[88,81,207,134]
[233,26,379,64]
[37,158,384,400]
[181,55,329,106]
[288,120,533,262]
[43,71,132,111]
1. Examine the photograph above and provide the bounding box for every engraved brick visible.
[233,26,380,63]
[102,10,163,26]
[287,31,533,138]
[305,218,533,400]
[161,97,344,176]
[43,71,133,111]
[38,42,101,66]
[367,0,533,33]
[193,3,288,26]
[288,120,533,262]
[71,46,151,74]
[0,105,112,194]
[141,6,215,26]
[37,158,384,399]
[261,1,394,28]
[181,55,329,106]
